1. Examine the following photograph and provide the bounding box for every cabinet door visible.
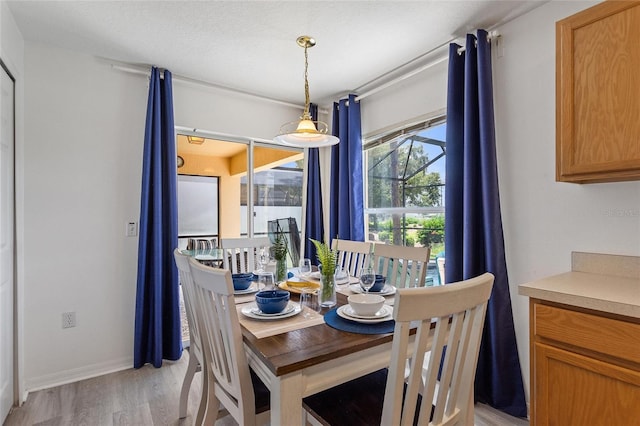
[534,342,640,425]
[557,1,640,183]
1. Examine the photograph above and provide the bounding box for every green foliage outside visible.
[368,215,445,257]
[417,215,444,247]
[367,139,445,249]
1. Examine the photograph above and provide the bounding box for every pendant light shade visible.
[274,36,339,148]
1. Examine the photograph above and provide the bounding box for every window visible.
[240,161,303,237]
[364,115,446,284]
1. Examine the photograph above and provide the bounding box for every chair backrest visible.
[382,272,494,426]
[331,239,373,277]
[372,243,431,289]
[220,237,271,273]
[173,249,203,361]
[188,258,257,425]
[186,238,217,251]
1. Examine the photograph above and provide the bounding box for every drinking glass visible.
[298,258,312,277]
[257,271,276,291]
[359,267,375,293]
[256,247,269,272]
[299,289,320,318]
[335,266,349,286]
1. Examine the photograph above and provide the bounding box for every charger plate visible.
[348,284,396,296]
[324,307,395,334]
[241,302,301,320]
[278,278,320,294]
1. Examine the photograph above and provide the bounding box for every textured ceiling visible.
[7,0,548,105]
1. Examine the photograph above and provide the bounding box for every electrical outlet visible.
[62,312,76,328]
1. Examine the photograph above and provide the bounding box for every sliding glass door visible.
[176,133,302,251]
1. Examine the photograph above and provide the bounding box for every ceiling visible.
[7,0,548,106]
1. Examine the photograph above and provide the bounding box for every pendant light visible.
[274,36,339,148]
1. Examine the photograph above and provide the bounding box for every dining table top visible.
[240,291,398,376]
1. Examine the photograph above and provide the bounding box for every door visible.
[0,61,15,422]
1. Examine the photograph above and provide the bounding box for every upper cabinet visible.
[556,1,640,183]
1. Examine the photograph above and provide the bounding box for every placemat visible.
[324,308,395,335]
[237,304,325,339]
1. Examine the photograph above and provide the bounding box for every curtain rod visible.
[355,30,500,102]
[111,64,329,114]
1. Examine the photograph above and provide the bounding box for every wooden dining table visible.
[240,290,416,425]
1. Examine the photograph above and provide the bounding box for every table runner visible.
[237,304,325,339]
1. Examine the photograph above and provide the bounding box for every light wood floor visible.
[5,351,529,425]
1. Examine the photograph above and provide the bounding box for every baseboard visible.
[25,356,133,393]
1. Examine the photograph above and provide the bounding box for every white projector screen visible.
[177,174,219,236]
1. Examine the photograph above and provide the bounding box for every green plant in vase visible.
[310,239,338,307]
[272,232,288,283]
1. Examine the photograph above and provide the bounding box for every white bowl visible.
[347,293,385,316]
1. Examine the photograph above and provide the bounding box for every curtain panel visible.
[444,30,527,417]
[134,67,182,368]
[329,94,365,242]
[304,104,324,265]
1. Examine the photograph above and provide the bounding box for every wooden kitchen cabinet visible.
[556,1,640,183]
[529,300,640,425]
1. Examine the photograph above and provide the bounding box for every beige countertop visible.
[519,252,640,319]
[519,271,640,318]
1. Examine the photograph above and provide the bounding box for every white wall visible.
[22,42,299,391]
[360,0,640,404]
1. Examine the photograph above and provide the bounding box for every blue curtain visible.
[134,67,182,368]
[329,94,365,241]
[304,104,324,265]
[444,30,527,417]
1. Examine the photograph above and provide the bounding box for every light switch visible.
[126,221,138,237]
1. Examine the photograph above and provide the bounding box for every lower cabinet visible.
[530,300,640,425]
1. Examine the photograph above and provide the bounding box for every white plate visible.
[336,305,394,324]
[305,271,359,285]
[234,282,259,295]
[342,304,392,320]
[241,303,301,320]
[348,283,396,296]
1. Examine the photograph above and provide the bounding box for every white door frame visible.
[0,58,16,421]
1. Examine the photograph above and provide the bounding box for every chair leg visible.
[179,347,198,419]
[195,360,209,425]
[202,369,221,425]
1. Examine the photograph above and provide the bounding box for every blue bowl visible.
[232,273,255,291]
[367,275,386,292]
[255,289,290,314]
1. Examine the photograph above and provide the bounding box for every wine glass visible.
[255,247,267,272]
[298,258,312,277]
[257,271,276,291]
[359,267,375,293]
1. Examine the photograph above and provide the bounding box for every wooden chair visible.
[438,256,446,284]
[187,237,220,267]
[186,237,216,250]
[372,243,431,288]
[303,272,495,426]
[188,258,270,425]
[331,238,373,277]
[220,236,271,273]
[173,249,207,423]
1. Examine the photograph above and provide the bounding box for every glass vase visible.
[275,258,287,283]
[319,271,337,308]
